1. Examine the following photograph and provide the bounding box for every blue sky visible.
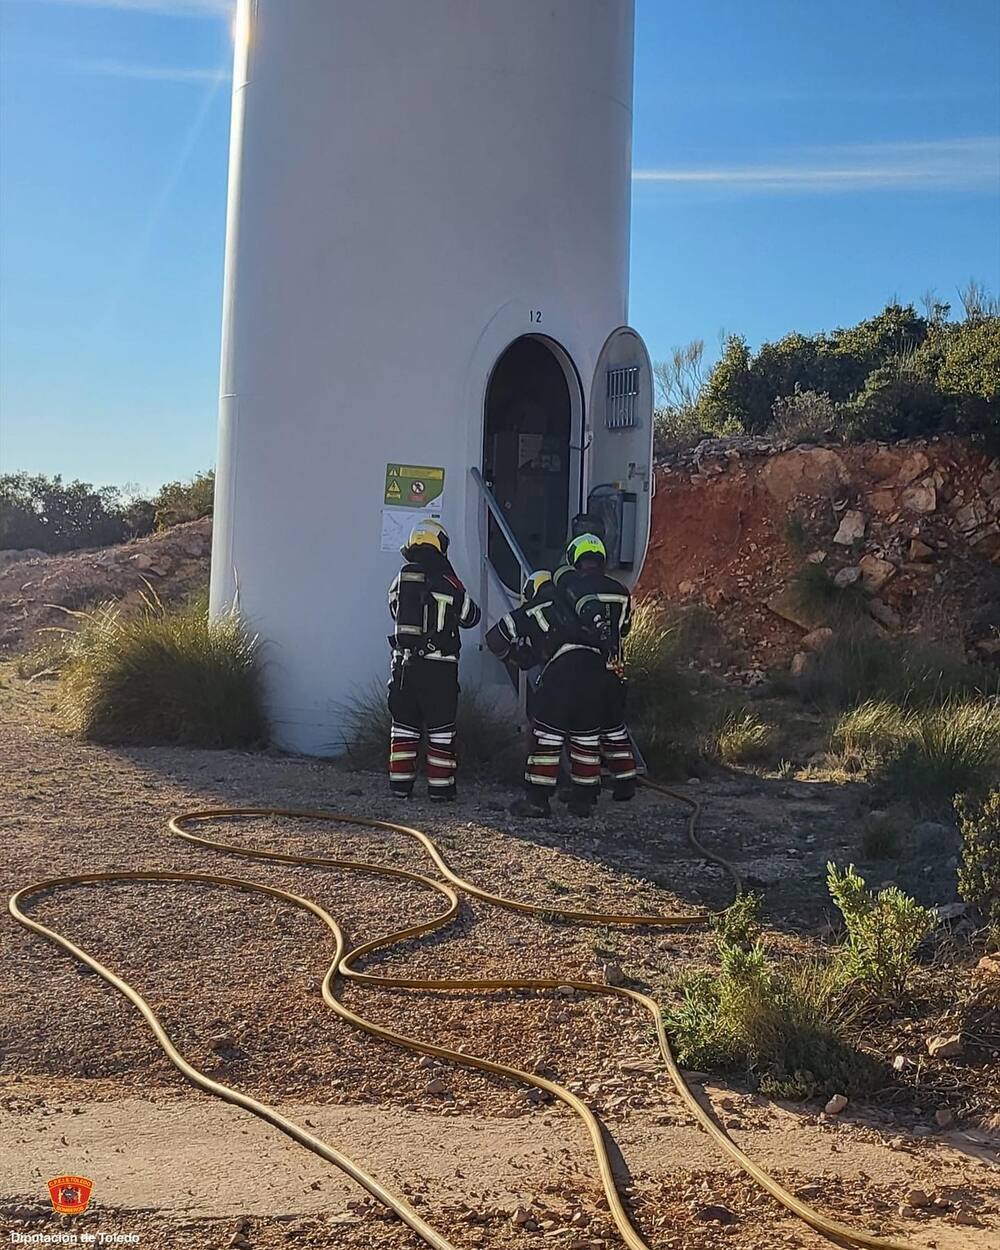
[1,0,998,492]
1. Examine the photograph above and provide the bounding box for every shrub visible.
[714,891,764,949]
[883,701,1000,805]
[790,564,869,627]
[783,511,811,553]
[831,699,1000,805]
[860,807,908,860]
[623,600,703,778]
[341,680,521,777]
[956,789,1000,934]
[714,709,773,765]
[57,596,266,747]
[793,633,997,711]
[152,471,215,529]
[770,389,840,444]
[826,863,934,1000]
[1,472,154,553]
[664,906,882,1099]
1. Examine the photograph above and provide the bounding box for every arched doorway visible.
[482,336,580,591]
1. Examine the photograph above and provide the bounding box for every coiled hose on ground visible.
[9,780,919,1250]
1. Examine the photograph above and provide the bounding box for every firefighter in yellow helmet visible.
[387,520,480,800]
[553,533,638,804]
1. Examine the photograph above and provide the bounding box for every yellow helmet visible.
[522,569,552,600]
[406,519,449,554]
[566,533,606,566]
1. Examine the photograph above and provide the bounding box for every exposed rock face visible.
[0,517,212,656]
[858,554,896,591]
[901,480,937,513]
[640,436,1000,676]
[833,510,866,545]
[760,447,850,506]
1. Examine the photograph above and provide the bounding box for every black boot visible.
[567,791,596,818]
[612,778,637,801]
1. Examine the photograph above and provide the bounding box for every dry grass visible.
[56,594,267,747]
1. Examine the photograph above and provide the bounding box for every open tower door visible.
[585,327,654,588]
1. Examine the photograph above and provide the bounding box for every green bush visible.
[770,388,840,444]
[1,473,154,553]
[341,680,522,777]
[152,471,215,530]
[664,904,882,1099]
[691,298,999,447]
[956,789,1000,934]
[826,863,934,1000]
[57,596,266,747]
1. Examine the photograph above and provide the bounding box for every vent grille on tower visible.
[605,365,639,429]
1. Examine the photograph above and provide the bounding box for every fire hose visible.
[9,782,919,1250]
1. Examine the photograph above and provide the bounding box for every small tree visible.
[956,790,1000,936]
[826,863,935,999]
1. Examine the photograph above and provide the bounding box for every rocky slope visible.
[2,439,998,676]
[0,517,211,656]
[639,436,1000,678]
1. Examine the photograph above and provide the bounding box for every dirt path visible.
[2,677,998,1249]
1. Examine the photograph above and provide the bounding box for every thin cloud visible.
[57,57,229,83]
[633,137,1000,193]
[11,0,231,15]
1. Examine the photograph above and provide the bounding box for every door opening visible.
[482,336,578,592]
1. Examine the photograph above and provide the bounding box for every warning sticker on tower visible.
[384,464,445,509]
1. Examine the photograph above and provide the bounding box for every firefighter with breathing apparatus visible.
[387,520,481,801]
[486,556,622,819]
[553,532,638,803]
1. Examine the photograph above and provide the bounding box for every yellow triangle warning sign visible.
[386,480,401,498]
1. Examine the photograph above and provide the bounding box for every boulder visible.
[833,566,862,587]
[858,554,896,591]
[868,488,897,514]
[897,451,930,486]
[760,448,850,506]
[801,626,834,652]
[901,481,937,514]
[833,510,866,545]
[908,539,934,561]
[766,586,823,631]
[954,499,990,534]
[866,448,903,480]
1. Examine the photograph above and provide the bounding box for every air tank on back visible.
[211,0,654,753]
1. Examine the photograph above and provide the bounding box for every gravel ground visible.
[2,675,998,1250]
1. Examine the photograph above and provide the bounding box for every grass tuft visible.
[56,595,267,747]
[714,709,774,765]
[830,698,1000,805]
[788,632,998,711]
[341,679,522,778]
[790,563,870,627]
